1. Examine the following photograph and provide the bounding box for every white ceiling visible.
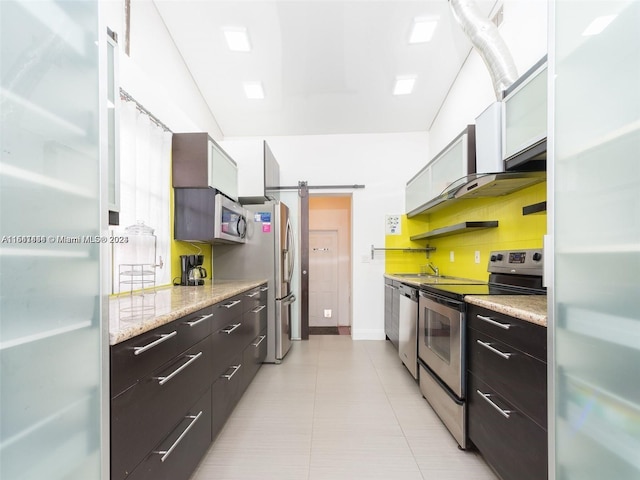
[154,0,497,137]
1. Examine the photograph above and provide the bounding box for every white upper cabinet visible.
[208,139,238,200]
[502,58,548,170]
[172,132,238,200]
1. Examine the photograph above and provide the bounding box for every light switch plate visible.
[475,251,481,264]
[450,251,455,262]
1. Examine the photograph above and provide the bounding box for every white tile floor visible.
[190,335,499,480]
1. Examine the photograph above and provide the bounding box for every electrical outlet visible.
[475,251,481,264]
[450,251,455,262]
[324,309,332,318]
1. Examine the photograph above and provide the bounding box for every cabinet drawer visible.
[468,328,547,428]
[243,330,267,388]
[111,306,213,396]
[211,318,254,378]
[468,305,546,360]
[468,373,547,480]
[241,286,263,313]
[111,337,211,479]
[243,301,267,339]
[126,388,212,480]
[212,354,244,440]
[211,294,244,330]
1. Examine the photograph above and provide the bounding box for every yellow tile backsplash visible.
[386,182,546,280]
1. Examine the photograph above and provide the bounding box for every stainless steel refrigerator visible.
[212,201,295,363]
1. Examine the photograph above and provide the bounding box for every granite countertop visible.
[465,295,548,327]
[109,280,267,345]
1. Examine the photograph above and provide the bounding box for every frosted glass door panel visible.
[405,166,430,214]
[504,65,547,159]
[429,136,466,197]
[553,1,640,479]
[209,140,238,200]
[0,1,102,479]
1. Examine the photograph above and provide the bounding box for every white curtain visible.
[111,99,172,293]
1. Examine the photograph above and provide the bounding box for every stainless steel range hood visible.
[407,171,546,217]
[453,171,546,199]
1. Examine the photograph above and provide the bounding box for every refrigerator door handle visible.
[284,217,295,284]
[283,294,296,306]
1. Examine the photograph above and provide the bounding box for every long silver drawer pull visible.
[476,340,512,359]
[260,287,268,292]
[221,364,242,380]
[157,352,203,386]
[222,323,241,334]
[223,300,242,309]
[185,313,213,327]
[476,390,513,419]
[252,335,266,347]
[245,291,260,298]
[251,305,266,314]
[476,314,511,330]
[133,331,177,355]
[154,411,203,462]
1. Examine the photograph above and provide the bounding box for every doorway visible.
[308,195,352,335]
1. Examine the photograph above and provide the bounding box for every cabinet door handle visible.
[476,390,513,419]
[260,286,268,292]
[156,352,203,386]
[221,323,241,334]
[252,335,266,347]
[476,314,511,330]
[133,331,177,355]
[245,291,260,298]
[185,313,213,327]
[476,340,512,359]
[154,411,203,462]
[223,300,241,309]
[251,305,266,314]
[221,364,242,380]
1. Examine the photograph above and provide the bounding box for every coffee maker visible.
[179,254,207,286]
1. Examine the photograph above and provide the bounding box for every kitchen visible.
[1,1,638,480]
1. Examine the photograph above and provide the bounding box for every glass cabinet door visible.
[209,139,238,201]
[551,1,640,479]
[503,63,547,160]
[0,1,103,479]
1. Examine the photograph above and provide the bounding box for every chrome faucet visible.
[427,262,439,276]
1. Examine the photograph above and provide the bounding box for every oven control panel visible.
[487,249,543,275]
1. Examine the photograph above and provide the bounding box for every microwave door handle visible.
[237,215,247,238]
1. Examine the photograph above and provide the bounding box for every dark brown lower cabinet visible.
[126,388,212,480]
[111,283,268,480]
[468,374,547,480]
[467,304,548,480]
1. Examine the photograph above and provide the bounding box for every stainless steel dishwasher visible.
[398,283,419,379]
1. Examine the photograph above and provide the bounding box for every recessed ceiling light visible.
[223,26,251,52]
[409,17,438,43]
[581,15,617,36]
[393,76,416,95]
[243,81,264,99]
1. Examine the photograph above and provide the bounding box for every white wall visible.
[428,0,549,154]
[100,1,222,137]
[222,133,430,340]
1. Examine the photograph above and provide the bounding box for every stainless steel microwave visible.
[214,193,247,244]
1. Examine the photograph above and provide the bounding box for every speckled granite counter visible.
[109,280,267,345]
[465,295,548,327]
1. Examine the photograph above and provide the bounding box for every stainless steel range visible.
[417,249,545,449]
